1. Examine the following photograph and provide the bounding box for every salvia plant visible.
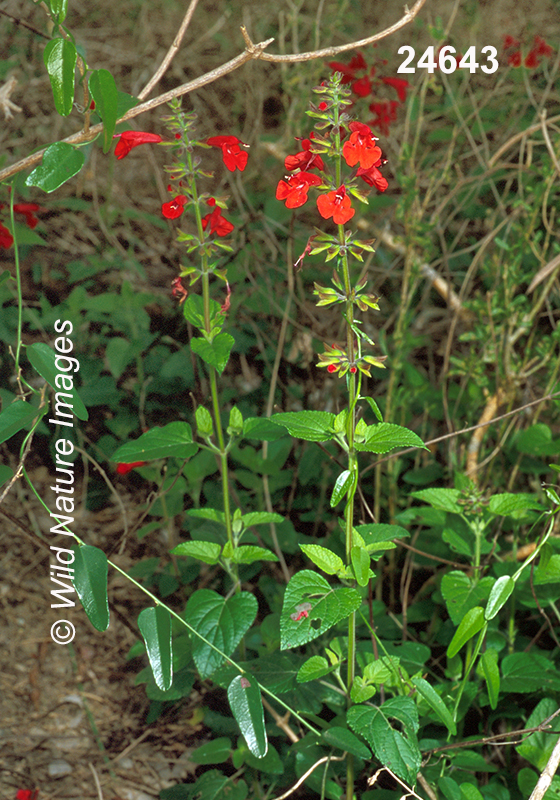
[2,3,560,800]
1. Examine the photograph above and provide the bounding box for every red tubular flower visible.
[113,131,163,159]
[13,202,41,229]
[276,172,322,209]
[533,35,553,57]
[171,277,188,304]
[284,136,325,172]
[381,76,409,102]
[207,135,248,172]
[357,160,388,193]
[162,195,188,219]
[352,76,372,97]
[0,222,13,249]
[116,462,147,475]
[369,101,399,135]
[524,49,540,68]
[317,185,355,224]
[503,34,520,49]
[201,206,234,237]
[507,50,522,67]
[16,791,39,800]
[342,121,382,169]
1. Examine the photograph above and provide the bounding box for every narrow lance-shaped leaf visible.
[138,606,173,691]
[228,674,268,758]
[72,545,109,631]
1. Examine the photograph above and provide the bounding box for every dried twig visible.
[0,0,427,183]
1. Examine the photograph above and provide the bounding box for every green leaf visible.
[441,571,494,625]
[347,698,421,784]
[243,416,287,441]
[501,652,560,693]
[447,607,486,658]
[230,546,278,564]
[270,410,336,442]
[26,342,88,421]
[485,575,515,620]
[49,0,69,22]
[240,511,284,527]
[280,570,361,649]
[89,69,118,153]
[331,469,353,506]
[72,545,109,632]
[43,38,77,116]
[190,737,232,765]
[138,606,172,691]
[534,554,560,584]
[321,726,372,759]
[0,464,13,487]
[228,674,268,758]
[361,395,383,421]
[0,400,45,445]
[25,142,85,192]
[185,589,257,678]
[171,540,222,565]
[167,770,247,800]
[354,422,426,454]
[351,546,371,587]
[516,698,560,770]
[297,655,335,683]
[460,783,485,800]
[190,332,234,375]
[112,421,198,462]
[488,492,544,516]
[187,508,226,523]
[438,777,462,800]
[412,677,456,735]
[411,487,462,513]
[300,545,344,575]
[480,649,500,710]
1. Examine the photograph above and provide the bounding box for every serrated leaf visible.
[172,540,222,565]
[271,410,336,442]
[228,674,268,758]
[300,545,344,575]
[297,655,334,682]
[241,511,284,527]
[331,469,353,506]
[411,487,462,513]
[243,416,287,441]
[355,422,426,454]
[89,69,118,152]
[26,342,88,421]
[231,546,278,564]
[0,400,45,445]
[488,493,544,516]
[480,649,500,710]
[185,589,257,678]
[447,607,486,658]
[412,677,456,735]
[138,606,172,691]
[501,652,560,693]
[43,38,76,116]
[25,142,85,192]
[485,575,515,620]
[112,421,198,462]
[190,332,234,375]
[280,570,361,649]
[441,572,494,625]
[72,545,109,631]
[321,726,372,759]
[187,507,226,523]
[347,699,421,784]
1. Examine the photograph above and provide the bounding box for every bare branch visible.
[0,0,427,184]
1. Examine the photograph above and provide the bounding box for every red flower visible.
[369,101,399,135]
[14,202,41,229]
[342,121,382,169]
[533,35,553,57]
[381,76,409,102]
[524,49,540,68]
[207,135,248,172]
[201,205,234,237]
[16,791,39,800]
[162,195,188,219]
[317,185,355,224]
[352,76,372,97]
[116,462,147,475]
[284,136,325,172]
[113,131,163,159]
[507,50,522,67]
[357,161,388,193]
[318,101,328,111]
[0,222,13,248]
[276,172,322,209]
[171,277,188,304]
[503,34,520,49]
